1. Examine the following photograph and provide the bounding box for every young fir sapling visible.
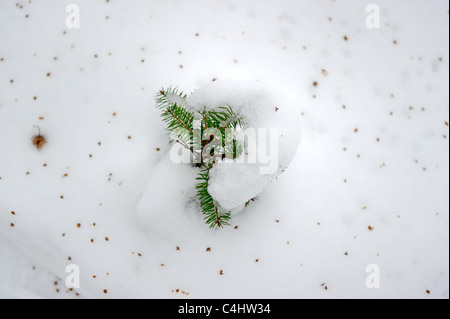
[155,87,257,228]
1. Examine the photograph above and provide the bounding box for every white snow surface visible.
[0,0,449,299]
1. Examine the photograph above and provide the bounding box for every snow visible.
[0,238,77,299]
[0,0,449,299]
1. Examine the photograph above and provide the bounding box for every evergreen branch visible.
[203,107,241,130]
[167,108,193,135]
[155,88,248,229]
[196,167,231,228]
[201,107,243,161]
[156,88,194,146]
[155,87,188,110]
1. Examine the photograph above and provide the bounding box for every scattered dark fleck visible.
[33,135,46,150]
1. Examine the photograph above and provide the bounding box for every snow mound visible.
[188,80,302,212]
[138,80,301,232]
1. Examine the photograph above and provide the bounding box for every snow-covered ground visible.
[0,0,448,299]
